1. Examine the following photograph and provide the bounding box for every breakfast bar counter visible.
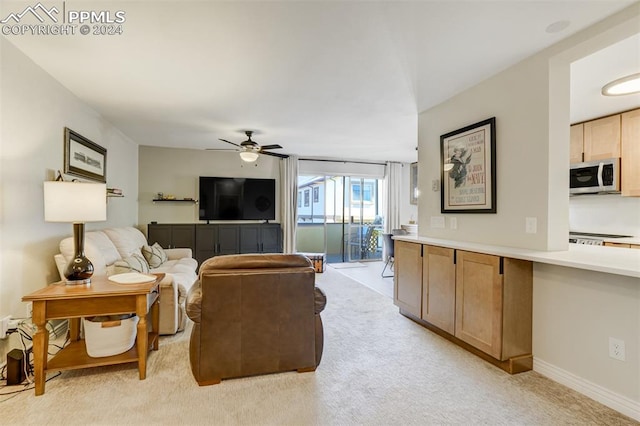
[393,235,640,278]
[392,234,640,419]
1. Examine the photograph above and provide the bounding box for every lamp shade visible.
[239,151,259,162]
[44,182,107,223]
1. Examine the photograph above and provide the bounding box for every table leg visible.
[69,317,81,341]
[136,295,148,380]
[32,301,49,396]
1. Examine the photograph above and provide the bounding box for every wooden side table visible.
[22,273,163,396]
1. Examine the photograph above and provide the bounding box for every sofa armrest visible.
[186,281,202,324]
[164,248,192,260]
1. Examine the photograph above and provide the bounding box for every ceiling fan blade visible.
[261,151,289,159]
[259,144,283,150]
[219,138,241,147]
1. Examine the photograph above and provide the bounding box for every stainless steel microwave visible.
[569,157,620,195]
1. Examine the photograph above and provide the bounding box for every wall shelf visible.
[152,199,197,203]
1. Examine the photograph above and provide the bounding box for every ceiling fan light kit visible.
[218,130,289,162]
[239,151,259,162]
[601,73,640,96]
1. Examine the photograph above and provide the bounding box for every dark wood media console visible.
[147,223,283,268]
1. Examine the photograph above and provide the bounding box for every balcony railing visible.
[296,222,382,263]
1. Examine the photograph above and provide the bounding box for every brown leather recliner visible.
[186,253,327,386]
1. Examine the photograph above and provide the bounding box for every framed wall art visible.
[64,127,107,183]
[440,117,496,213]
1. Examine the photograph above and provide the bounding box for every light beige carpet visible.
[1,267,636,425]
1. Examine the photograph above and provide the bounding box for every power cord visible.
[0,320,67,395]
[0,372,62,402]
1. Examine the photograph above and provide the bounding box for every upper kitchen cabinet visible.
[621,108,640,197]
[570,124,584,163]
[583,114,621,161]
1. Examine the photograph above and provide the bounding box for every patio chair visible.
[381,233,395,277]
[381,228,408,277]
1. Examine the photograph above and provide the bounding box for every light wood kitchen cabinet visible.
[393,240,422,317]
[621,108,640,196]
[570,123,584,163]
[455,251,532,361]
[421,245,455,335]
[604,242,630,248]
[604,242,640,249]
[454,251,502,359]
[394,240,533,373]
[583,114,621,161]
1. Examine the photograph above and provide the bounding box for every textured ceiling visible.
[2,1,636,163]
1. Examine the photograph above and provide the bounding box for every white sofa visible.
[54,227,198,335]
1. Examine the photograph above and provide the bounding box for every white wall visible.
[418,48,556,250]
[0,38,139,333]
[418,5,640,252]
[138,146,281,231]
[533,264,640,416]
[416,4,640,417]
[570,194,640,236]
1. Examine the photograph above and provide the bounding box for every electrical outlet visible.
[525,217,537,234]
[431,179,440,191]
[25,302,33,319]
[609,337,625,361]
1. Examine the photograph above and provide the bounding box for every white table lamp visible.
[44,181,107,285]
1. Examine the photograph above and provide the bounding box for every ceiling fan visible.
[216,131,289,162]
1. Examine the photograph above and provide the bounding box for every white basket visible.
[83,315,139,358]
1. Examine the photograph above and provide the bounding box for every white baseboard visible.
[534,358,640,422]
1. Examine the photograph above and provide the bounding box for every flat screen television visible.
[199,177,276,221]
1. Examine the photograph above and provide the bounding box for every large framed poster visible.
[440,117,496,213]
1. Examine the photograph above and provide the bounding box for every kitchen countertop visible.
[393,235,640,278]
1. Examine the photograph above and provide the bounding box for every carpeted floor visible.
[1,267,636,425]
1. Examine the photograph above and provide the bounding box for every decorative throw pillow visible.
[113,253,150,274]
[141,243,168,268]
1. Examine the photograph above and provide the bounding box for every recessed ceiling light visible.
[546,20,570,34]
[602,73,640,96]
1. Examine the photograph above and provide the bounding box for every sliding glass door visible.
[296,175,383,263]
[345,177,383,262]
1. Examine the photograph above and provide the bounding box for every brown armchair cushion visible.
[186,253,324,386]
[199,253,312,274]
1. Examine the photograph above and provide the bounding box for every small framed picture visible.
[64,128,107,182]
[440,117,496,213]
